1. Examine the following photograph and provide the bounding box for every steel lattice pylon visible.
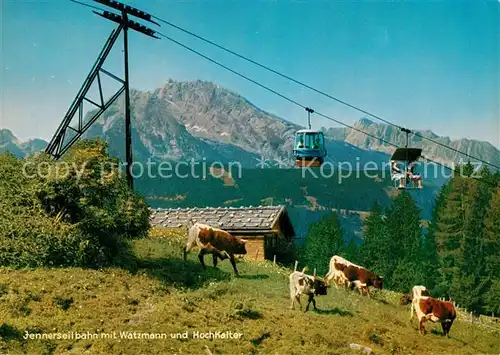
[45,1,160,190]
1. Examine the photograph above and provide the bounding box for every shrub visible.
[0,138,150,268]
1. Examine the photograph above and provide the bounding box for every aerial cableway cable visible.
[150,13,500,171]
[154,31,499,188]
[70,0,104,11]
[69,0,500,170]
[66,0,500,188]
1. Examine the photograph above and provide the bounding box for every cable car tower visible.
[44,0,160,190]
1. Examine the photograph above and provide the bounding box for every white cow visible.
[289,268,328,312]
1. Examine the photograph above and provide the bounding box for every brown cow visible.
[412,296,456,337]
[338,264,383,297]
[183,223,247,276]
[400,285,431,320]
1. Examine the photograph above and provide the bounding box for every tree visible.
[424,182,452,293]
[483,186,500,314]
[359,201,386,272]
[383,191,423,292]
[303,212,344,276]
[433,173,494,313]
[343,237,360,265]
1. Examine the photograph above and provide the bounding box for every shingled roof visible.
[149,205,294,235]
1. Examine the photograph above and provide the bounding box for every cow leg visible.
[442,319,453,337]
[359,286,365,296]
[305,295,311,312]
[228,253,240,276]
[419,317,427,335]
[441,322,447,337]
[448,319,454,337]
[305,294,316,312]
[200,244,225,268]
[290,295,296,310]
[295,295,302,310]
[355,283,363,295]
[336,276,343,289]
[332,275,340,289]
[198,248,210,269]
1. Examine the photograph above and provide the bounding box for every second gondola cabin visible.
[293,129,327,167]
[390,147,423,189]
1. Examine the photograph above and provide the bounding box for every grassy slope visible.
[1,230,498,355]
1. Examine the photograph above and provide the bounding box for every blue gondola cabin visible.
[293,129,327,167]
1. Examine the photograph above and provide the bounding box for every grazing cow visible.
[400,285,431,320]
[289,268,328,312]
[339,264,383,297]
[183,223,247,276]
[412,296,456,337]
[325,255,363,287]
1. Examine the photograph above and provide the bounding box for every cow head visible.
[313,278,328,296]
[400,293,412,305]
[233,237,248,255]
[373,275,384,289]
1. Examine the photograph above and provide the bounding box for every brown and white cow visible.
[412,296,456,337]
[400,285,431,319]
[324,255,362,287]
[183,223,247,276]
[341,265,384,297]
[289,268,328,312]
[325,256,383,296]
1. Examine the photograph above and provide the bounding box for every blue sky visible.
[1,0,499,148]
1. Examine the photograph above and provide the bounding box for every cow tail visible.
[184,223,197,260]
[289,274,296,300]
[186,218,195,229]
[324,267,333,283]
[324,258,335,284]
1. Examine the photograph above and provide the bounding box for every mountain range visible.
[325,118,500,167]
[4,79,498,240]
[2,79,498,171]
[0,129,47,158]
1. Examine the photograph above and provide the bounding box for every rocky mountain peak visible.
[0,129,18,145]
